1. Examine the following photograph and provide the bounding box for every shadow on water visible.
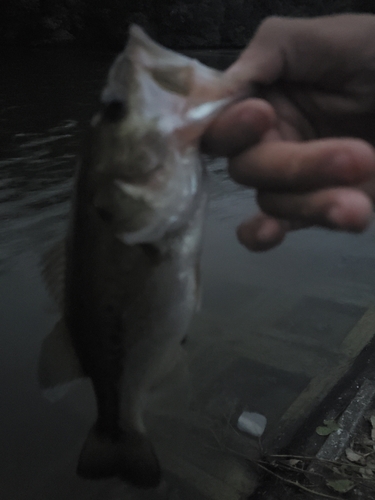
[2,47,375,500]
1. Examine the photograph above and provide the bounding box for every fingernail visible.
[328,199,373,231]
[256,219,278,242]
[327,153,353,182]
[327,205,344,227]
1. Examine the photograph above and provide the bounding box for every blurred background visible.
[0,0,374,49]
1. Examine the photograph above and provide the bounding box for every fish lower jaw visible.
[115,209,195,245]
[116,224,166,245]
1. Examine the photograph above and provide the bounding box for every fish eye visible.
[100,99,127,122]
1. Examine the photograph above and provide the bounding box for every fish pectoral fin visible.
[41,239,66,310]
[38,319,85,399]
[77,426,161,488]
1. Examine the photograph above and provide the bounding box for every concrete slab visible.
[274,296,366,350]
[195,357,310,432]
[265,306,375,453]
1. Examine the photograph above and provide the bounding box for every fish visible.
[39,25,236,489]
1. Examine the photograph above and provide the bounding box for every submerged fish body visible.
[40,26,235,488]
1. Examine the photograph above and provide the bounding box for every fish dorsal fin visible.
[126,25,194,70]
[38,319,85,401]
[41,240,66,309]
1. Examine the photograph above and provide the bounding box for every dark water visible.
[2,48,375,500]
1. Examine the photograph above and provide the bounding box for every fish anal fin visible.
[41,239,66,309]
[77,426,161,488]
[38,319,85,399]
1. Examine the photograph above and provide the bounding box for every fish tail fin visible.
[77,425,162,489]
[38,319,85,401]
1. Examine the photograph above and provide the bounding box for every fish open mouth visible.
[100,99,128,122]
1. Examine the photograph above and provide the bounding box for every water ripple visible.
[0,119,79,269]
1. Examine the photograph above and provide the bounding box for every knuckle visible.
[256,191,274,213]
[257,16,285,37]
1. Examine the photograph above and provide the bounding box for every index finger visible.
[201,98,276,157]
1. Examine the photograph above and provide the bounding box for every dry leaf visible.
[316,419,340,436]
[288,459,301,467]
[362,437,375,447]
[366,460,375,471]
[324,419,340,430]
[326,479,355,493]
[345,448,363,463]
[359,467,373,478]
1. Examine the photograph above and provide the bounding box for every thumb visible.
[224,17,286,89]
[224,14,375,89]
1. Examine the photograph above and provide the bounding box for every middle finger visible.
[257,187,374,231]
[229,138,375,191]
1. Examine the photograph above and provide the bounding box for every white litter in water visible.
[237,411,267,437]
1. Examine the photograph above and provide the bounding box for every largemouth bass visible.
[40,26,235,488]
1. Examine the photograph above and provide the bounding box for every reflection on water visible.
[2,48,375,500]
[0,121,76,270]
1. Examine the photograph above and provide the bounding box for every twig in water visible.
[255,462,345,500]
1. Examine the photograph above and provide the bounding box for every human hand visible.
[203,14,375,251]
